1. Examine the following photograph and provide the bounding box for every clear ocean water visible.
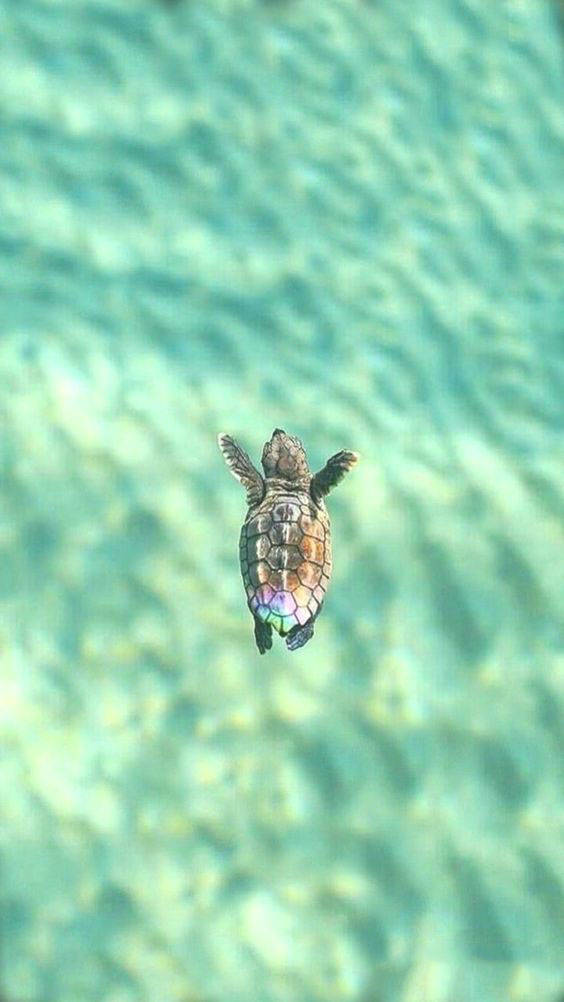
[1,1,563,1001]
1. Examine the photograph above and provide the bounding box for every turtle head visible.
[261,429,309,480]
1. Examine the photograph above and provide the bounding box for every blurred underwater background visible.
[0,0,563,1000]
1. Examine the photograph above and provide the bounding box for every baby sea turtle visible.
[218,429,358,652]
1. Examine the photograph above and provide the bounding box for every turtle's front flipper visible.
[286,620,315,651]
[310,450,358,502]
[218,434,265,506]
[254,616,272,654]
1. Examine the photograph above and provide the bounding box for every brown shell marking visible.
[269,522,302,546]
[299,536,324,564]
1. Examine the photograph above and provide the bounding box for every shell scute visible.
[248,513,272,537]
[257,583,275,605]
[268,545,303,570]
[267,612,283,631]
[298,561,322,588]
[283,570,301,592]
[249,561,270,587]
[298,513,325,540]
[299,536,325,564]
[271,590,297,615]
[269,521,302,546]
[293,584,312,607]
[272,502,300,523]
[268,569,300,593]
[254,535,271,560]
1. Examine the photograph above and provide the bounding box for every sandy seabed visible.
[1,1,563,1000]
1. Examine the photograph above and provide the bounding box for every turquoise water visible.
[1,1,563,1000]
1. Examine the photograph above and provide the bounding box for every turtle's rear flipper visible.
[286,621,314,651]
[254,617,272,654]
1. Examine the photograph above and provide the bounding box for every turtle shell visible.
[240,492,332,636]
